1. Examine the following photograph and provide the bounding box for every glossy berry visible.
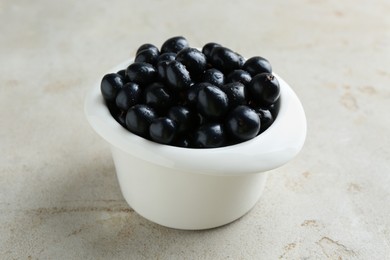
[125,62,157,86]
[248,73,280,106]
[135,48,159,65]
[254,107,274,133]
[243,56,272,76]
[202,68,225,87]
[107,102,126,127]
[166,60,192,90]
[193,123,226,148]
[136,43,159,56]
[101,73,124,102]
[144,83,175,113]
[221,82,246,108]
[176,48,207,80]
[161,36,189,54]
[168,106,195,133]
[202,42,222,61]
[115,82,141,111]
[225,105,260,141]
[197,85,229,120]
[125,104,157,137]
[149,117,177,144]
[157,52,176,63]
[186,82,210,107]
[174,135,192,148]
[226,69,252,86]
[209,46,243,74]
[117,69,126,78]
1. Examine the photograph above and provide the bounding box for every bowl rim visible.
[84,60,307,176]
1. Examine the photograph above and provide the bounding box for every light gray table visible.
[1,0,389,259]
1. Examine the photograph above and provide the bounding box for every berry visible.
[209,46,243,74]
[101,73,124,102]
[135,48,159,65]
[166,60,192,90]
[115,82,141,111]
[225,106,260,141]
[176,48,207,80]
[117,69,126,78]
[136,43,159,56]
[161,36,189,53]
[157,52,176,63]
[125,62,157,86]
[125,104,157,137]
[254,107,274,133]
[149,117,177,144]
[202,42,222,61]
[247,73,280,106]
[243,56,272,76]
[193,123,226,148]
[226,69,252,86]
[168,106,195,133]
[197,85,229,120]
[144,83,175,114]
[202,68,225,87]
[186,82,210,107]
[221,82,246,108]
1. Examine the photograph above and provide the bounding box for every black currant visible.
[101,73,124,102]
[149,117,177,144]
[243,56,272,76]
[125,62,157,86]
[247,73,280,106]
[125,104,157,138]
[176,48,207,80]
[197,85,229,120]
[161,36,189,54]
[225,105,260,141]
[193,123,226,148]
[202,68,225,87]
[115,82,141,111]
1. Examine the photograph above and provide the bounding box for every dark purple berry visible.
[125,104,157,137]
[243,56,272,76]
[157,61,169,82]
[144,82,175,113]
[161,36,189,54]
[202,68,225,87]
[176,48,207,80]
[166,60,192,90]
[221,82,246,108]
[174,135,192,148]
[115,82,141,111]
[168,106,195,133]
[197,85,229,120]
[135,48,159,65]
[254,107,274,133]
[209,46,242,74]
[226,69,252,86]
[136,43,159,56]
[193,123,226,148]
[125,62,157,86]
[149,117,177,144]
[225,105,260,141]
[202,42,222,61]
[248,73,280,106]
[117,69,126,78]
[101,73,124,102]
[186,82,211,107]
[157,52,176,63]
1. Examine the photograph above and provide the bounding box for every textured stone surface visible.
[1,0,390,259]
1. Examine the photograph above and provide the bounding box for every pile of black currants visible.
[101,36,281,148]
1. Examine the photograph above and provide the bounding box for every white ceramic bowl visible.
[84,60,306,230]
